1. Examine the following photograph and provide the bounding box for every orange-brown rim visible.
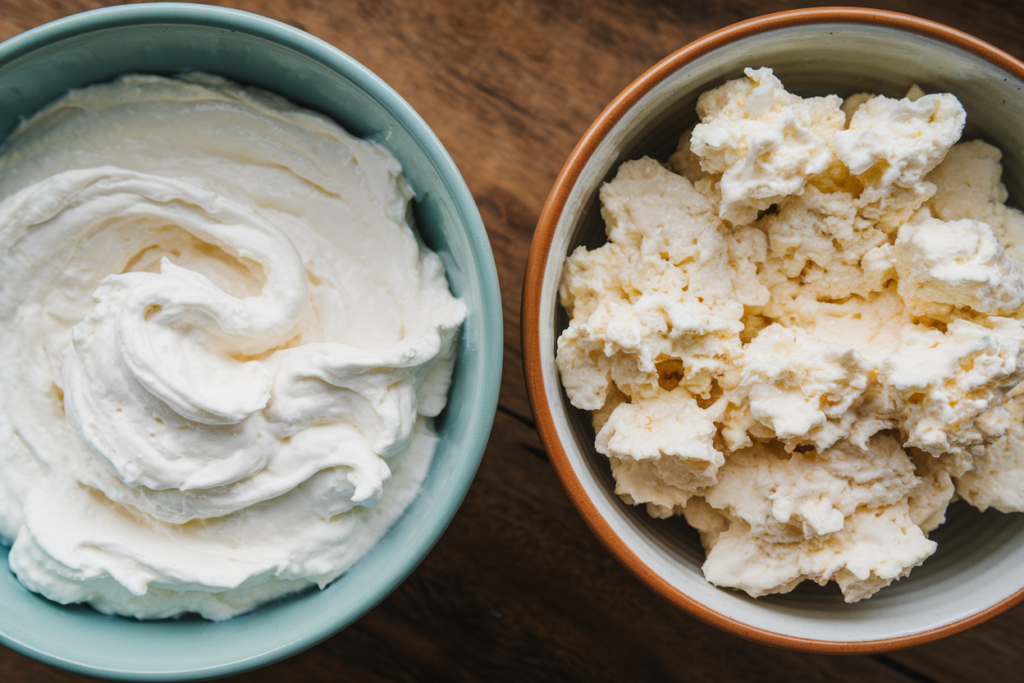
[522,6,1024,654]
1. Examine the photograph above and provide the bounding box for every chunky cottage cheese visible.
[557,67,1024,602]
[0,74,465,619]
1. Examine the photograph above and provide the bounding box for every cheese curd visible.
[556,68,1024,602]
[0,74,465,619]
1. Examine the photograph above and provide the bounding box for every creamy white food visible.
[0,74,465,620]
[557,67,1024,602]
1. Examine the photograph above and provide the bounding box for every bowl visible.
[0,3,502,679]
[523,7,1024,653]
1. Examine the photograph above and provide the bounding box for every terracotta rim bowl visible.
[522,7,1024,653]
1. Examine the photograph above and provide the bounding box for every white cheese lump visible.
[0,74,465,620]
[557,67,1024,602]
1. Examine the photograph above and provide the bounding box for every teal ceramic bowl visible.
[0,3,501,679]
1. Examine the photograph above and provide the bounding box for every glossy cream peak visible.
[0,74,465,619]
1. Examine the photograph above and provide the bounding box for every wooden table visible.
[2,0,1023,680]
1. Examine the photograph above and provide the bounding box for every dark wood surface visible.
[3,0,1024,680]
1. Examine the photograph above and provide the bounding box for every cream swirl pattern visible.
[0,74,465,619]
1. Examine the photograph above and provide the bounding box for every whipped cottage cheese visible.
[0,74,465,619]
[557,67,1024,602]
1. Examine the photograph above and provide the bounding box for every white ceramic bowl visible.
[523,8,1024,652]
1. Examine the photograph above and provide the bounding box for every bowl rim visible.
[0,2,502,679]
[522,6,1024,654]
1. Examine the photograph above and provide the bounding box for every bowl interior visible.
[537,19,1024,647]
[0,4,501,679]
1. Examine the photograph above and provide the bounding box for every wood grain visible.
[2,0,1023,681]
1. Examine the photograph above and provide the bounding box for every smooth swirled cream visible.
[0,74,466,619]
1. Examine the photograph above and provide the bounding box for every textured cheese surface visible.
[556,69,1024,602]
[691,67,845,226]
